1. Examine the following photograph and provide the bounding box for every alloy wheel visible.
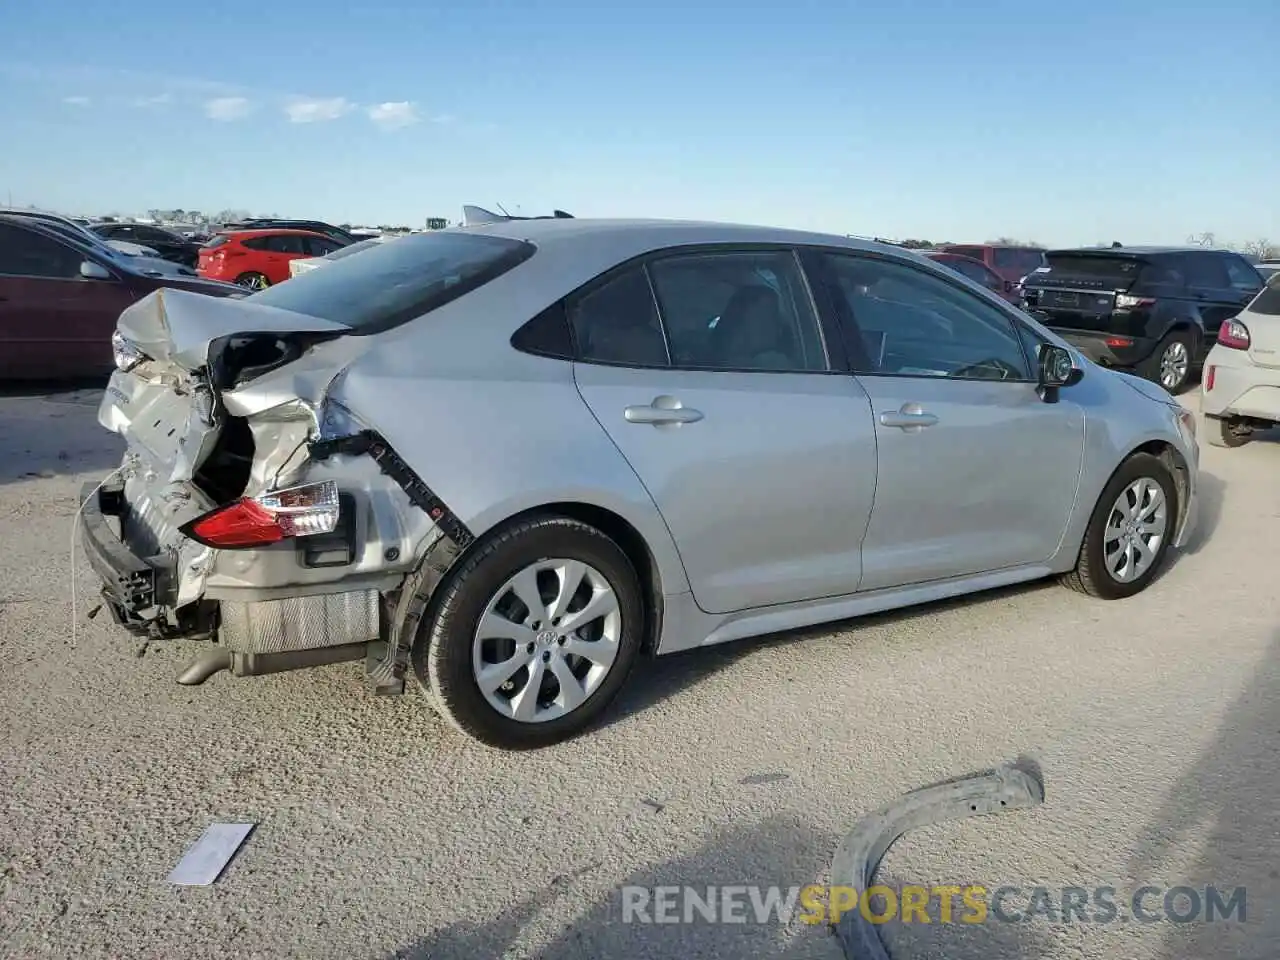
[1159,341,1189,391]
[1103,477,1169,583]
[471,558,622,723]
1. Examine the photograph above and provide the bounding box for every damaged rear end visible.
[83,288,453,686]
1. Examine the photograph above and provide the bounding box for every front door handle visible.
[624,395,704,426]
[879,402,938,431]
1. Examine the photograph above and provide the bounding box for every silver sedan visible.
[84,219,1200,748]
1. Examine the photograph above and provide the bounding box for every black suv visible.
[1022,246,1264,392]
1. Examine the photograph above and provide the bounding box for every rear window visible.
[1041,254,1149,284]
[1248,279,1280,316]
[247,232,534,333]
[993,247,1045,274]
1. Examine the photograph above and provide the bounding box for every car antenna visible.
[495,202,513,217]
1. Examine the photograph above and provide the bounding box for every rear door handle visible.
[624,395,704,426]
[879,402,938,431]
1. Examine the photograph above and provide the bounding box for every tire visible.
[1137,330,1194,394]
[1061,452,1179,600]
[234,271,271,291]
[411,515,645,749]
[1206,417,1253,449]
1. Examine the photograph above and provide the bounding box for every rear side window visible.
[1224,255,1262,290]
[248,232,535,333]
[1247,281,1280,316]
[571,267,669,367]
[1179,253,1230,288]
[203,235,230,249]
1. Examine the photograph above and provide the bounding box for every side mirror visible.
[1037,343,1083,402]
[80,260,113,281]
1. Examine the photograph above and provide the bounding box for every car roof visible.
[219,227,334,239]
[1047,245,1239,256]
[455,217,910,261]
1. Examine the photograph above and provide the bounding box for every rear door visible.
[818,251,1084,590]
[571,247,879,615]
[0,222,133,377]
[1179,252,1252,354]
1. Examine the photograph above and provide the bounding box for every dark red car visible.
[198,229,344,290]
[0,215,241,380]
[937,244,1046,284]
[925,252,1024,306]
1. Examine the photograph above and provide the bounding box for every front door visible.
[818,251,1085,591]
[570,249,878,615]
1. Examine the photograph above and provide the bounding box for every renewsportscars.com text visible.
[619,884,1246,926]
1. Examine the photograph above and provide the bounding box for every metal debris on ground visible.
[167,822,257,886]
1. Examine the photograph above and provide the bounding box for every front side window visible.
[1224,255,1262,291]
[570,267,669,367]
[1179,253,1230,288]
[0,224,83,279]
[647,250,827,372]
[824,254,1031,381]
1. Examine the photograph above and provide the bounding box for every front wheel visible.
[412,515,645,749]
[1061,453,1178,600]
[234,271,270,291]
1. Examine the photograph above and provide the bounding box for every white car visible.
[1201,273,1280,446]
[289,235,388,278]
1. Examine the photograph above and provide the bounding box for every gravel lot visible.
[1,385,1276,960]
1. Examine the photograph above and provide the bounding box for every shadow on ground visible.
[1123,629,1280,960]
[0,384,121,486]
[382,812,1065,960]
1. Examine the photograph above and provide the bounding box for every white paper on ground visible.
[167,822,256,886]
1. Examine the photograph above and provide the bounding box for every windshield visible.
[247,232,534,333]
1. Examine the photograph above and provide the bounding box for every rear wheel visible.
[412,515,645,749]
[1207,417,1253,448]
[1138,331,1194,394]
[234,271,270,291]
[1061,453,1178,600]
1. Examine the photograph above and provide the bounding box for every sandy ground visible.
[0,385,1276,960]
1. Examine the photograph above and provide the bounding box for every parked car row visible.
[0,214,240,379]
[83,217,1201,749]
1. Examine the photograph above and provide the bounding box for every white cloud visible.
[285,96,353,123]
[132,93,173,108]
[204,96,252,121]
[62,95,90,106]
[367,101,419,129]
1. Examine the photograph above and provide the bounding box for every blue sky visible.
[1,0,1275,246]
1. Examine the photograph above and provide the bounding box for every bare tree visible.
[1241,238,1277,260]
[1186,231,1217,248]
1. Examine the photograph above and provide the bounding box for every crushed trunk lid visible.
[116,287,350,377]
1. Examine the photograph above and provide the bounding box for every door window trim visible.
[809,248,1040,384]
[558,242,841,375]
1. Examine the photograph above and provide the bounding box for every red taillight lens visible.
[188,499,283,547]
[1105,336,1134,348]
[1205,365,1216,391]
[182,480,340,549]
[1218,319,1251,350]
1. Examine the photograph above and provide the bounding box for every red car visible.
[0,214,240,379]
[937,243,1046,285]
[925,252,1024,306]
[198,229,345,290]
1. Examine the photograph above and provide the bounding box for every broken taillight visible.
[182,480,341,549]
[111,330,148,372]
